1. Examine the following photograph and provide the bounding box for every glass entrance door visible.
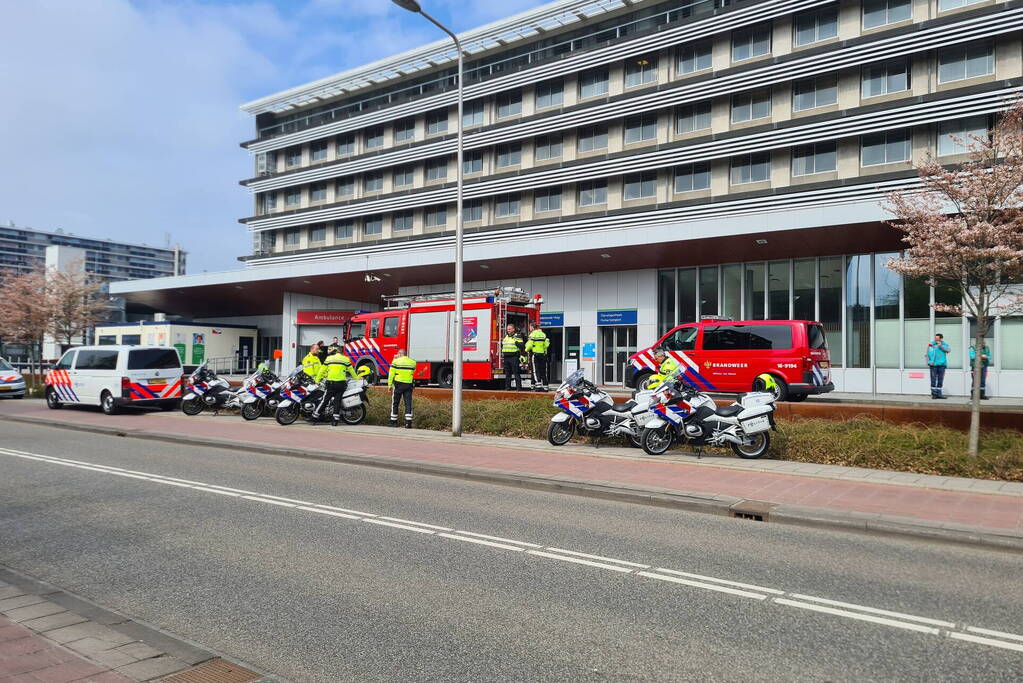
[600,326,637,385]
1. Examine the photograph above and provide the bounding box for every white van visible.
[45,345,184,414]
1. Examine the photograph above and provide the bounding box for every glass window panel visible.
[862,59,909,97]
[934,280,963,368]
[846,254,871,368]
[393,118,416,142]
[309,225,326,242]
[496,90,522,118]
[862,130,911,166]
[674,162,711,192]
[658,270,676,336]
[874,253,901,368]
[768,261,790,320]
[534,188,562,213]
[462,101,484,127]
[938,42,994,84]
[903,276,930,368]
[700,267,719,316]
[677,268,697,324]
[1002,319,1023,369]
[464,199,483,222]
[535,134,563,161]
[535,79,564,109]
[677,41,713,75]
[819,256,843,366]
[335,221,354,239]
[624,171,657,200]
[721,264,742,320]
[863,0,911,29]
[937,115,989,156]
[624,114,658,144]
[364,215,383,235]
[463,152,483,175]
[794,7,837,47]
[578,124,609,152]
[676,101,712,134]
[579,67,610,98]
[625,56,658,87]
[793,259,815,320]
[494,194,521,217]
[745,262,766,320]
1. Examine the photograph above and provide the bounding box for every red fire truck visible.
[342,287,543,386]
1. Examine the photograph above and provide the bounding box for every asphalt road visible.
[1,421,1021,682]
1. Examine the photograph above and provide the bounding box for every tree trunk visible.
[967,317,987,458]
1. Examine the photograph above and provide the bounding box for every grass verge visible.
[366,389,1023,481]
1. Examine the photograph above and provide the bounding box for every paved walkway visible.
[2,400,1021,548]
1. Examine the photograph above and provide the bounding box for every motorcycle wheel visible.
[181,397,204,416]
[547,420,574,446]
[339,404,366,425]
[276,405,300,426]
[241,402,263,421]
[641,427,674,456]
[731,432,770,459]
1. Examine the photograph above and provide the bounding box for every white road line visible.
[4,447,1023,655]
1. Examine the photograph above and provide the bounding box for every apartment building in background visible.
[114,0,1023,396]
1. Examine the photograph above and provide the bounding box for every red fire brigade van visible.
[626,318,834,401]
[342,287,543,386]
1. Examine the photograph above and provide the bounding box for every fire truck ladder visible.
[381,286,537,310]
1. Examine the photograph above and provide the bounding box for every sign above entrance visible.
[540,312,564,327]
[597,309,637,326]
[296,310,353,325]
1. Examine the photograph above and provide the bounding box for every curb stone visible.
[2,413,1021,552]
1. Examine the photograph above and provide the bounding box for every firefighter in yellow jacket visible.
[525,322,551,392]
[501,324,526,391]
[310,346,355,425]
[388,350,417,428]
[302,343,323,379]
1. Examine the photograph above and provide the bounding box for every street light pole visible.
[391,0,464,437]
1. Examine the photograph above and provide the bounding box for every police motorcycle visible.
[239,363,283,421]
[181,361,242,415]
[547,368,658,448]
[274,366,371,426]
[640,368,777,459]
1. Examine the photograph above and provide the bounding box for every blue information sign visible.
[540,312,564,327]
[597,309,637,326]
[581,342,596,361]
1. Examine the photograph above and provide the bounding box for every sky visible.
[0,0,548,274]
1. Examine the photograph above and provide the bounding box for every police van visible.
[45,345,184,414]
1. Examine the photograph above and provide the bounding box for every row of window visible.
[261,115,991,214]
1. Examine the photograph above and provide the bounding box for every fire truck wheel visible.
[358,362,379,385]
[436,365,453,388]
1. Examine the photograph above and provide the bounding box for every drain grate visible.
[158,658,261,683]
[732,511,765,521]
[729,499,777,522]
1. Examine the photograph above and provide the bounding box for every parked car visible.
[626,319,834,402]
[0,357,26,398]
[44,346,184,414]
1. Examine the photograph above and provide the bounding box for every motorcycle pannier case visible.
[738,413,772,434]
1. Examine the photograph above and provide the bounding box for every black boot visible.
[405,420,413,429]
[389,419,398,428]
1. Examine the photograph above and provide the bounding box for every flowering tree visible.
[0,268,51,383]
[885,98,1023,457]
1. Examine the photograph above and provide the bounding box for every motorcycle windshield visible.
[563,368,585,388]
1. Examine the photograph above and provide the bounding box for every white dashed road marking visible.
[3,446,1022,654]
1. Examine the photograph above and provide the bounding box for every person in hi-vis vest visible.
[501,324,526,391]
[525,322,551,392]
[388,350,417,428]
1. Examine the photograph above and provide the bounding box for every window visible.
[463,151,484,175]
[310,182,327,202]
[364,171,383,192]
[261,192,277,213]
[365,126,384,149]
[939,0,985,9]
[496,90,522,118]
[97,336,116,346]
[624,113,658,144]
[862,59,910,97]
[285,146,302,167]
[496,143,521,168]
[393,166,414,187]
[730,152,772,184]
[674,162,711,192]
[676,101,712,134]
[393,118,415,143]
[863,0,911,28]
[792,75,837,111]
[624,171,657,200]
[285,188,301,207]
[426,109,449,135]
[383,317,399,337]
[731,90,772,123]
[494,193,520,218]
[336,176,355,197]
[703,325,793,350]
[791,142,837,176]
[370,319,380,338]
[463,100,484,127]
[625,55,658,87]
[127,349,180,370]
[534,188,562,213]
[120,335,141,346]
[284,228,300,246]
[336,134,355,156]
[364,215,383,235]
[677,41,712,75]
[577,124,609,153]
[426,157,448,181]
[577,180,608,207]
[424,206,447,227]
[335,221,354,239]
[392,210,413,231]
[76,350,118,370]
[310,224,327,242]
[578,67,610,98]
[732,24,772,62]
[793,7,837,47]
[535,134,563,161]
[938,42,994,84]
[310,140,328,162]
[55,351,75,370]
[663,326,698,351]
[937,115,990,156]
[535,79,564,109]
[861,129,912,166]
[464,199,483,222]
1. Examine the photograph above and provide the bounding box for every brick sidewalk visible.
[2,400,1021,546]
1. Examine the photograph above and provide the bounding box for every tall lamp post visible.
[391,0,465,437]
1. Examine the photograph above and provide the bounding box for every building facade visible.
[113,0,1023,396]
